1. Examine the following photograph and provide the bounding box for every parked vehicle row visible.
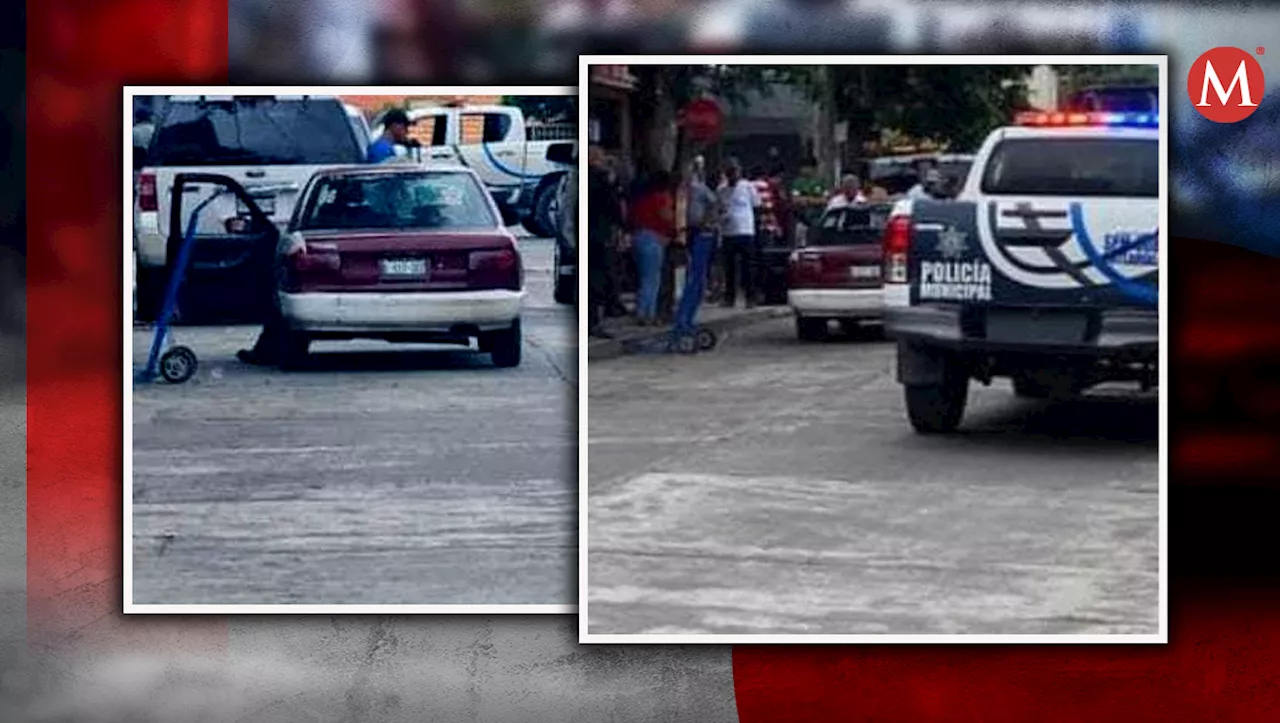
[133,95,576,323]
[371,104,575,239]
[779,105,1159,436]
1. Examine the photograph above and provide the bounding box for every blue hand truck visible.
[134,173,278,384]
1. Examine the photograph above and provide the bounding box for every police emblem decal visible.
[936,226,969,259]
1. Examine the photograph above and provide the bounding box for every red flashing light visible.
[1014,111,1158,128]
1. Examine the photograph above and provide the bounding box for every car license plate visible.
[380,258,427,278]
[850,265,881,280]
[237,195,276,216]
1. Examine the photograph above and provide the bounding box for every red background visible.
[25,0,1280,718]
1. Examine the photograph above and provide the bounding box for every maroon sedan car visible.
[786,202,891,341]
[276,165,526,366]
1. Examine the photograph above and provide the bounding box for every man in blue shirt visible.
[367,108,415,163]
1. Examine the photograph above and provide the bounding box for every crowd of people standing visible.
[584,146,951,340]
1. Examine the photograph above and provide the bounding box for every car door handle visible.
[246,169,266,178]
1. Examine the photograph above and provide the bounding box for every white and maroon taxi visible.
[786,202,891,340]
[277,165,526,366]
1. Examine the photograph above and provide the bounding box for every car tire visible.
[521,180,558,238]
[554,270,576,305]
[278,332,311,371]
[796,317,828,341]
[489,320,522,368]
[904,364,969,434]
[553,242,576,305]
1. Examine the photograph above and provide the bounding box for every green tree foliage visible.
[625,64,1032,175]
[823,66,1032,153]
[502,95,576,124]
[1053,64,1159,97]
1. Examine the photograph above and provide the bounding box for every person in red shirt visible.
[629,170,677,325]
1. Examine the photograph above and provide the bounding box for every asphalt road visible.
[586,317,1160,636]
[130,233,577,606]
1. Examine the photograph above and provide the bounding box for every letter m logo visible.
[1189,47,1266,123]
[1198,59,1257,107]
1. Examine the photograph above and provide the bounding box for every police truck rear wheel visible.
[904,371,969,434]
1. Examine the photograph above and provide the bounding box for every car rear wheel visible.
[489,320,522,368]
[553,243,575,305]
[278,332,311,370]
[796,317,828,341]
[554,271,575,305]
[904,364,969,434]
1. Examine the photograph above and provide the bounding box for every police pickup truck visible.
[883,110,1160,433]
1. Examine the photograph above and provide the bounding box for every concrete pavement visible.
[586,316,1160,636]
[130,235,578,606]
[586,304,791,361]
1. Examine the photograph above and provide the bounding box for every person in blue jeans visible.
[629,171,676,325]
[675,164,720,333]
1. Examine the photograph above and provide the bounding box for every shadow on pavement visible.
[950,392,1159,450]
[276,347,507,374]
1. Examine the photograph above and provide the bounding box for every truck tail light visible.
[882,215,912,284]
[138,173,157,212]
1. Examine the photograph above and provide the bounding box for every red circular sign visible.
[1187,46,1266,123]
[680,98,724,143]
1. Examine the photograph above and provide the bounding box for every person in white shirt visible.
[906,167,945,201]
[717,158,762,308]
[825,174,868,211]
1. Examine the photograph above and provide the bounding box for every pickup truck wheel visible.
[904,369,969,434]
[521,181,558,238]
[489,320,523,368]
[796,318,828,342]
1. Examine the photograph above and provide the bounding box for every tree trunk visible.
[633,66,680,178]
[814,65,838,187]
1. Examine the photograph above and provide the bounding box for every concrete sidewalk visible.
[587,303,791,361]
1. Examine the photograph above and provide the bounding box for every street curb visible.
[587,306,792,361]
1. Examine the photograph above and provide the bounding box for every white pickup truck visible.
[374,104,575,239]
[883,109,1160,433]
[133,94,367,321]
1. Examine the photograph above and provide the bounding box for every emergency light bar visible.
[1014,111,1158,128]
